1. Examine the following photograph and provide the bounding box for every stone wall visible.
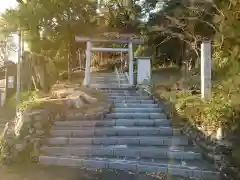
[0,87,111,164]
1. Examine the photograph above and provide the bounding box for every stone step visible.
[50,127,181,137]
[47,136,189,146]
[109,96,152,100]
[90,80,120,83]
[41,145,201,160]
[110,99,154,104]
[99,88,136,91]
[105,93,142,96]
[90,75,119,77]
[90,78,125,82]
[54,119,171,128]
[39,156,219,180]
[90,84,132,89]
[106,113,166,119]
[115,103,159,108]
[112,108,161,113]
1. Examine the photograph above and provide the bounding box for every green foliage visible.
[7,90,44,111]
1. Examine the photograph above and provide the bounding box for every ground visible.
[0,163,188,180]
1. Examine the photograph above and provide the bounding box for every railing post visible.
[128,41,134,86]
[83,41,92,86]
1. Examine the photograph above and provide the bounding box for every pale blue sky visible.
[0,0,18,62]
[0,0,17,13]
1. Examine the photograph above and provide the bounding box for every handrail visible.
[125,72,129,83]
[115,66,121,88]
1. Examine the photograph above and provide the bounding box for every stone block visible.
[72,130,95,137]
[141,100,154,104]
[201,170,220,180]
[139,137,164,146]
[171,137,189,146]
[48,137,68,145]
[82,159,107,169]
[167,167,187,177]
[116,120,134,126]
[93,138,117,145]
[136,120,154,126]
[96,120,115,126]
[117,137,139,145]
[149,113,165,119]
[39,156,58,165]
[114,148,139,158]
[140,149,166,158]
[78,121,97,127]
[94,128,116,136]
[91,148,114,156]
[133,113,149,119]
[137,164,161,173]
[117,128,139,136]
[108,161,137,171]
[154,119,170,126]
[138,128,159,136]
[57,157,82,167]
[69,138,92,145]
[50,130,70,137]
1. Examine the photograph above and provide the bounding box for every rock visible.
[30,138,41,162]
[2,122,10,138]
[36,130,45,136]
[29,128,35,134]
[14,143,25,152]
[80,92,98,104]
[52,88,75,98]
[33,122,42,129]
[66,93,85,108]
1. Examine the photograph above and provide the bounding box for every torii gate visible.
[75,35,144,86]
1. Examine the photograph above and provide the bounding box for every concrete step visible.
[54,119,171,128]
[112,108,161,113]
[46,136,189,146]
[106,113,166,119]
[50,127,181,137]
[114,103,159,108]
[110,99,154,104]
[109,96,152,100]
[39,156,219,180]
[41,145,201,160]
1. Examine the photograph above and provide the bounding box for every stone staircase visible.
[39,72,220,180]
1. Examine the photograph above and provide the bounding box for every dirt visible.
[0,107,15,132]
[0,164,183,180]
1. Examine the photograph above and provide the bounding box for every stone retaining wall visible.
[0,88,112,164]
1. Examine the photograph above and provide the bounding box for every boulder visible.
[66,92,85,109]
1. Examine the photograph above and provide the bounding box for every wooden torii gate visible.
[75,35,144,86]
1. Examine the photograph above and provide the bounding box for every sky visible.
[0,0,17,13]
[0,0,19,62]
